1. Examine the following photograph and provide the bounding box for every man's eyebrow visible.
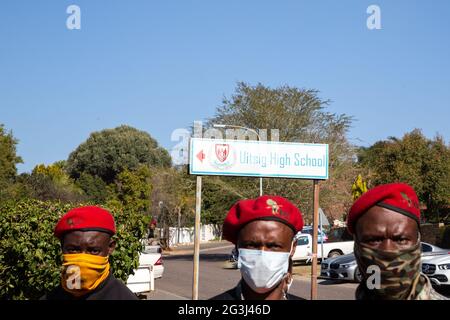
[391,232,413,238]
[64,244,80,248]
[360,233,385,240]
[240,240,261,245]
[265,241,283,246]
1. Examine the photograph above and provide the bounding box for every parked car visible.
[143,244,162,254]
[320,253,361,282]
[422,253,450,288]
[126,250,164,293]
[292,233,354,263]
[421,242,448,261]
[300,226,328,243]
[320,242,448,283]
[229,248,238,262]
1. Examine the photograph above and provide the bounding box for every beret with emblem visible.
[347,183,421,235]
[223,195,304,244]
[54,206,116,239]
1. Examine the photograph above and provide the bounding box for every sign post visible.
[189,137,328,300]
[311,180,320,300]
[192,176,202,300]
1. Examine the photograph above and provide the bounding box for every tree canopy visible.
[358,129,450,221]
[0,124,22,194]
[66,125,172,183]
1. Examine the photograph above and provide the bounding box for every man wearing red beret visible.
[347,183,447,300]
[210,195,304,300]
[41,206,138,300]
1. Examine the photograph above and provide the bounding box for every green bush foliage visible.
[66,125,171,184]
[0,199,148,300]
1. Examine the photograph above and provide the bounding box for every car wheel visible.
[354,268,362,282]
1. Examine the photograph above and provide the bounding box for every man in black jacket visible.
[210,195,304,300]
[41,206,138,300]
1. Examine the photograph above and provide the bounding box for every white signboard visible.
[189,138,329,180]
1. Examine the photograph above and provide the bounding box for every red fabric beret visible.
[223,195,304,244]
[347,183,420,235]
[54,206,116,239]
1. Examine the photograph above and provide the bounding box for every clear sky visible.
[1,0,449,173]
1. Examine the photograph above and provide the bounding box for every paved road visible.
[147,242,357,300]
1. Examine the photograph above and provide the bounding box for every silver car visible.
[320,242,447,283]
[320,253,361,282]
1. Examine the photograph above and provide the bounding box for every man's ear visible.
[108,239,116,256]
[290,239,297,257]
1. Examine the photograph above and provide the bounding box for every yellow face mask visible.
[61,253,110,297]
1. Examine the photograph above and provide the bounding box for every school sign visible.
[189,138,329,180]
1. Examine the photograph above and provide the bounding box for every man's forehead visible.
[356,206,418,236]
[63,230,110,244]
[238,220,294,240]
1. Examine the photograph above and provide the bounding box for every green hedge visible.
[0,199,148,300]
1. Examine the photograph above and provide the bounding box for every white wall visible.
[166,224,220,246]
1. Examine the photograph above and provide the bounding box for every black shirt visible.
[41,273,138,300]
[210,281,304,300]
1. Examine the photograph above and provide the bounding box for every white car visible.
[301,227,328,243]
[293,233,354,263]
[422,253,450,288]
[421,242,448,262]
[126,246,164,294]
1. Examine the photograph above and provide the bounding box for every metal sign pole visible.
[192,175,202,300]
[311,180,320,300]
[320,209,324,262]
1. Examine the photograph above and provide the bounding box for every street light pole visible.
[213,124,263,196]
[158,201,164,242]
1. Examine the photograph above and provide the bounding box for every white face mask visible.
[238,243,293,294]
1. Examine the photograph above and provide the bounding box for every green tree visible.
[201,176,243,226]
[0,124,23,199]
[66,125,171,184]
[107,165,153,214]
[75,172,109,203]
[358,129,450,221]
[21,163,86,203]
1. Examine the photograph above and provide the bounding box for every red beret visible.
[223,195,304,244]
[347,183,420,235]
[54,206,116,239]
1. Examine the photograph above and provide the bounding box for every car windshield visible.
[297,237,309,245]
[421,243,432,252]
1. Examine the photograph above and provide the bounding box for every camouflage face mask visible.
[354,238,422,300]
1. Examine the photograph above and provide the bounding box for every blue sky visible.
[1,1,449,173]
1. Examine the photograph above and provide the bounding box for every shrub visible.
[0,199,148,299]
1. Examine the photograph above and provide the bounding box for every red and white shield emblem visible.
[215,144,230,163]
